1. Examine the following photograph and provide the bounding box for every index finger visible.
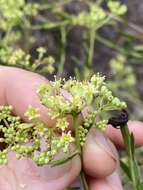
[0,66,55,126]
[106,121,143,148]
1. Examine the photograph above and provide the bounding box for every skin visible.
[0,66,143,190]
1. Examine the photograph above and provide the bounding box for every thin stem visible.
[3,119,10,128]
[120,125,141,190]
[107,12,143,36]
[81,171,89,190]
[38,0,73,11]
[3,26,12,47]
[73,116,81,154]
[87,28,96,67]
[29,20,69,30]
[58,26,67,76]
[73,116,89,190]
[96,34,142,59]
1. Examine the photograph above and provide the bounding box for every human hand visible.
[0,66,143,190]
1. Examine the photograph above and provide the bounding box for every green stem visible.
[73,116,81,154]
[58,26,67,76]
[73,116,89,190]
[96,34,142,59]
[120,125,141,190]
[3,26,12,47]
[38,0,73,10]
[29,20,69,30]
[3,119,10,128]
[87,28,96,67]
[108,12,143,36]
[81,171,89,190]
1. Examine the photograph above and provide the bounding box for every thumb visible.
[83,128,118,178]
[89,167,123,190]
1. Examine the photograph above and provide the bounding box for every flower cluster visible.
[78,126,88,146]
[0,150,8,165]
[110,55,136,88]
[0,74,126,166]
[0,0,24,30]
[0,105,74,166]
[25,105,40,120]
[71,1,127,30]
[37,74,126,152]
[107,1,127,16]
[72,5,107,29]
[0,0,39,30]
[0,47,55,74]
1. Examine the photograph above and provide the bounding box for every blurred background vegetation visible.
[0,0,143,188]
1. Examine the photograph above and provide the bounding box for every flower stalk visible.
[120,125,142,190]
[73,115,89,190]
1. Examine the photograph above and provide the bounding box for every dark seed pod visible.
[108,109,129,129]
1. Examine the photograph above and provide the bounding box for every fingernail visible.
[91,128,118,161]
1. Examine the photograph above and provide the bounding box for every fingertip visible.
[89,178,114,190]
[128,120,143,146]
[106,121,143,148]
[2,67,55,126]
[89,166,123,190]
[83,129,117,178]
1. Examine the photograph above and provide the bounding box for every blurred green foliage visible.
[0,0,142,113]
[0,0,142,115]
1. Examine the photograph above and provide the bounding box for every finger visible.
[106,120,143,148]
[0,66,75,128]
[0,165,17,190]
[83,128,118,178]
[0,66,54,124]
[89,166,123,190]
[0,152,81,190]
[0,67,82,189]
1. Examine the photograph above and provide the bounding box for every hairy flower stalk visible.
[0,74,126,189]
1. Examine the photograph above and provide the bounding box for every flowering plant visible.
[0,74,127,189]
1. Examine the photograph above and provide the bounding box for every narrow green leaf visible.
[133,158,141,183]
[130,132,135,156]
[120,160,131,179]
[50,151,79,167]
[134,45,143,52]
[120,125,130,148]
[18,123,34,129]
[119,31,138,41]
[138,181,143,190]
